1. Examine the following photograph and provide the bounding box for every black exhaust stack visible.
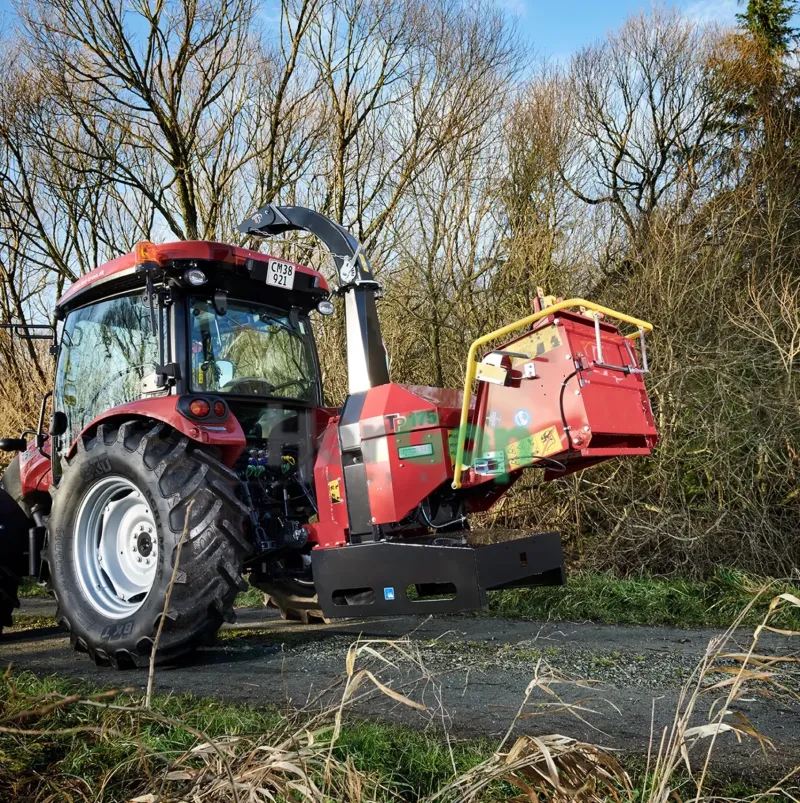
[238,205,389,393]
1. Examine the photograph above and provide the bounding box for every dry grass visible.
[0,336,50,472]
[1,585,798,802]
[642,588,800,803]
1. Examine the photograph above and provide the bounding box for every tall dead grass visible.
[1,588,797,802]
[0,334,50,471]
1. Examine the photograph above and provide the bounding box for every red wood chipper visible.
[0,205,657,667]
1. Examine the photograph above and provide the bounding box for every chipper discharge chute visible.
[0,204,657,666]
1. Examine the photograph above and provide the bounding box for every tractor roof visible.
[56,240,330,315]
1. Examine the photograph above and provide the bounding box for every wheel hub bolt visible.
[136,531,154,557]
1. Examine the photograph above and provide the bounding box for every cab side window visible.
[54,295,159,449]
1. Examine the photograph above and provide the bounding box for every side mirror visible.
[0,438,28,452]
[50,411,68,437]
[213,290,228,316]
[216,360,234,387]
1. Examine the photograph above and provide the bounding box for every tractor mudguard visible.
[67,396,247,468]
[310,531,564,618]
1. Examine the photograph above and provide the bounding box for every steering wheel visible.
[269,379,310,396]
[222,377,276,393]
[221,377,308,396]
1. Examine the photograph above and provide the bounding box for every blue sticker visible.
[384,587,395,601]
[514,409,531,427]
[485,410,502,428]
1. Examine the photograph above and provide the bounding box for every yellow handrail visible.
[451,298,653,489]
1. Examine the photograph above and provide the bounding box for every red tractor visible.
[0,206,657,667]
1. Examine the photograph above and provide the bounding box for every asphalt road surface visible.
[5,597,799,782]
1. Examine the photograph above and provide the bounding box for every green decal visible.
[398,443,435,459]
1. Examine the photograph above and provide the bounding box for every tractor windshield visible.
[54,293,160,448]
[189,298,316,402]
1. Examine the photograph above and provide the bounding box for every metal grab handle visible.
[593,314,650,375]
[451,298,653,490]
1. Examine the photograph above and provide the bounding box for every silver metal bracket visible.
[592,313,649,375]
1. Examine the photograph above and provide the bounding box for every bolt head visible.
[137,557,142,563]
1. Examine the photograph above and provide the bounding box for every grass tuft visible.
[17,577,50,598]
[488,568,800,629]
[234,582,266,608]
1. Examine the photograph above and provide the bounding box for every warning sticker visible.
[510,325,562,362]
[328,478,343,503]
[506,425,562,469]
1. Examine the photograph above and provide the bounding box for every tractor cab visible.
[47,239,334,576]
[51,240,331,460]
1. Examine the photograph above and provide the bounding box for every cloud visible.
[497,0,527,19]
[684,0,740,26]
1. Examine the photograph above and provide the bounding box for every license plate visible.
[266,259,295,289]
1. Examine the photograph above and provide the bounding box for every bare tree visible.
[559,9,725,244]
[18,0,261,241]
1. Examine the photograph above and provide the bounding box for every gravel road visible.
[5,597,799,781]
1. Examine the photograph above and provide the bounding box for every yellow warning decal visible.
[510,324,562,364]
[506,425,562,469]
[328,478,343,504]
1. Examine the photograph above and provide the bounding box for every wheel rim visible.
[74,475,158,619]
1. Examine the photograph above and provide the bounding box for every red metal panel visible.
[66,396,247,467]
[468,318,573,482]
[559,314,656,444]
[463,312,657,487]
[348,384,455,525]
[364,427,452,524]
[310,420,348,547]
[57,241,329,308]
[19,444,52,497]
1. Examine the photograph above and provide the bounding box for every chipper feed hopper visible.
[0,205,657,667]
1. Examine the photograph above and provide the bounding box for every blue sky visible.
[0,0,780,61]
[516,0,745,60]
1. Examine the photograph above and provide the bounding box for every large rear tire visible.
[46,421,252,668]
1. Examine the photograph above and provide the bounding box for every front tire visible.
[257,577,328,624]
[46,421,252,668]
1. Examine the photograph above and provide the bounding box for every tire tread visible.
[46,421,251,668]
